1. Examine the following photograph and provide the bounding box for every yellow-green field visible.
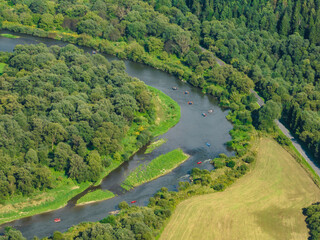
[160,138,320,240]
[0,63,6,75]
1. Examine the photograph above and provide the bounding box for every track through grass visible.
[160,138,320,240]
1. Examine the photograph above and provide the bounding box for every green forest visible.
[0,0,318,161]
[0,43,155,201]
[0,0,319,239]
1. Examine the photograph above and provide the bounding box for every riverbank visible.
[76,190,115,206]
[0,84,180,225]
[121,149,190,190]
[0,33,19,39]
[0,171,91,225]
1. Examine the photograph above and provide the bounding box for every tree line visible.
[0,0,317,160]
[0,43,154,201]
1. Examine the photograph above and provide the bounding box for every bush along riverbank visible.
[0,44,180,225]
[121,149,189,190]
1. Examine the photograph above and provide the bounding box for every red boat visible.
[130,200,137,204]
[197,161,202,164]
[54,218,61,223]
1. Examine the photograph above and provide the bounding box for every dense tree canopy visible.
[303,202,320,240]
[0,0,318,161]
[0,43,154,201]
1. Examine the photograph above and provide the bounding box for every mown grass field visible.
[160,138,320,240]
[121,149,189,190]
[76,189,115,206]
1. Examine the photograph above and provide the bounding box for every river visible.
[0,31,233,239]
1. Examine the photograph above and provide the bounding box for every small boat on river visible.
[172,87,178,90]
[54,218,61,223]
[184,91,189,94]
[130,200,137,204]
[202,113,207,117]
[197,161,202,164]
[208,109,213,113]
[188,101,193,105]
[206,142,211,147]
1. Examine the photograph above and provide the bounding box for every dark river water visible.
[0,31,233,239]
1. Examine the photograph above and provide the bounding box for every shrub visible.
[243,156,255,164]
[212,183,226,191]
[226,160,236,168]
[118,201,129,209]
[212,158,225,168]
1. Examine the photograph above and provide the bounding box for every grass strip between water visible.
[0,33,20,38]
[121,149,189,190]
[145,139,167,154]
[76,190,115,206]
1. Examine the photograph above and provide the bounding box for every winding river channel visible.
[0,31,234,239]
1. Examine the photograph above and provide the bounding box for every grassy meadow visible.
[121,149,189,190]
[76,189,115,206]
[148,86,181,137]
[160,138,320,240]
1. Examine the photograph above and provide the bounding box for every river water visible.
[0,31,233,239]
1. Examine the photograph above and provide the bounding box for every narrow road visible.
[250,89,320,176]
[207,48,320,176]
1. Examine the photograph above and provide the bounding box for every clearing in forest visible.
[160,138,320,240]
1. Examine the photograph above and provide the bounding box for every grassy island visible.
[145,139,167,154]
[121,149,189,190]
[76,190,115,206]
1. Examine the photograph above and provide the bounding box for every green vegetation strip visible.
[148,86,181,137]
[0,33,20,38]
[145,139,167,154]
[0,171,90,225]
[121,149,189,190]
[0,63,6,74]
[76,190,115,206]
